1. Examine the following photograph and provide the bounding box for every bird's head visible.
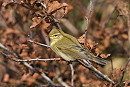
[49,29,64,42]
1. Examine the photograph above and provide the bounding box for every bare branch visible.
[119,58,130,84]
[84,0,95,31]
[115,38,129,56]
[83,0,95,45]
[57,77,70,87]
[127,15,130,56]
[28,40,50,48]
[69,64,74,87]
[0,12,8,28]
[0,43,19,58]
[1,52,20,62]
[3,57,61,62]
[101,5,117,30]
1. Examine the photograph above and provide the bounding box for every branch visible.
[84,0,95,45]
[127,15,130,56]
[101,5,117,30]
[69,64,74,87]
[1,56,61,62]
[57,77,69,87]
[28,40,50,48]
[115,38,129,56]
[119,58,130,84]
[0,43,19,58]
[0,12,8,28]
[85,0,94,31]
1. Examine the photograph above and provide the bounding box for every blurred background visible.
[0,0,129,87]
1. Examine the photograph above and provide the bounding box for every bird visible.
[49,28,107,65]
[49,28,114,84]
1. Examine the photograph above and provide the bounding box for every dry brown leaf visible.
[78,34,85,44]
[30,17,43,28]
[100,54,111,58]
[95,48,101,56]
[2,0,22,7]
[79,72,87,83]
[121,34,128,39]
[3,28,20,37]
[47,1,68,14]
[3,73,10,82]
[40,21,50,30]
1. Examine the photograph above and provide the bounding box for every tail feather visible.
[85,50,108,65]
[78,59,115,84]
[92,56,108,65]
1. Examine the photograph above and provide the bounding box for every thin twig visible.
[0,12,8,28]
[119,58,130,84]
[1,52,20,62]
[28,40,50,48]
[0,43,19,58]
[84,0,94,46]
[69,64,74,87]
[85,0,93,30]
[49,14,62,30]
[127,15,130,56]
[1,56,61,62]
[101,5,117,30]
[57,77,70,87]
[0,43,58,86]
[115,38,129,56]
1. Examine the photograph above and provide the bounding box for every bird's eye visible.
[54,35,58,37]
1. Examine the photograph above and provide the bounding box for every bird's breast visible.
[50,43,75,61]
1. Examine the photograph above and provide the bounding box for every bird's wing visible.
[55,35,90,60]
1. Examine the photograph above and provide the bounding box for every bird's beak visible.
[48,35,52,38]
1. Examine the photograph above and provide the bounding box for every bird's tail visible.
[85,50,108,65]
[78,59,115,84]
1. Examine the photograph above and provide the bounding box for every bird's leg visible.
[67,61,73,65]
[67,59,79,65]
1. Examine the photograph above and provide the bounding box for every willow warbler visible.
[49,28,107,65]
[49,29,114,84]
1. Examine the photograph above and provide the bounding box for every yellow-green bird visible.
[49,28,115,84]
[49,28,107,65]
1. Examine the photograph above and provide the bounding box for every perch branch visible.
[28,40,50,48]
